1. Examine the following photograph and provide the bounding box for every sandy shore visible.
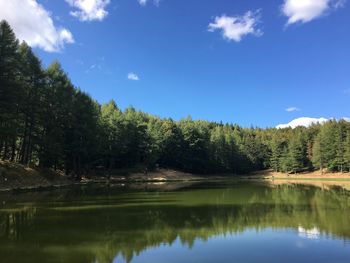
[245,169,350,189]
[252,170,350,179]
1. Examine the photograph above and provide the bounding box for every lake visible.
[1,180,350,263]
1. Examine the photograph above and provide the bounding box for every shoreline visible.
[1,161,350,192]
[247,170,350,181]
[0,161,232,192]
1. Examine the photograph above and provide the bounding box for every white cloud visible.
[298,226,320,240]
[334,0,347,8]
[276,117,329,128]
[66,0,110,21]
[85,64,102,73]
[282,0,346,25]
[0,0,74,52]
[127,72,140,81]
[137,0,161,6]
[286,107,300,112]
[138,0,148,6]
[154,0,162,6]
[208,10,262,42]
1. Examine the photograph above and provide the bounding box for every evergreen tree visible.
[17,42,45,165]
[344,131,350,172]
[321,121,338,171]
[312,131,325,174]
[66,90,101,178]
[287,135,305,174]
[270,137,284,172]
[0,20,21,160]
[334,121,347,172]
[100,100,125,170]
[1,20,350,178]
[157,119,183,169]
[178,117,209,173]
[210,126,227,171]
[39,61,75,171]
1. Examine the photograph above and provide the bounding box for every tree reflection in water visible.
[0,181,350,263]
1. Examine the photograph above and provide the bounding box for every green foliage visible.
[1,20,350,176]
[285,133,306,173]
[312,132,325,172]
[0,20,21,161]
[345,132,350,171]
[270,135,285,172]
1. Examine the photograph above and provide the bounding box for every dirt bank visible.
[6,162,349,192]
[0,162,228,192]
[0,161,72,191]
[108,169,207,182]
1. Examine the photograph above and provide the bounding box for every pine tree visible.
[100,100,124,170]
[287,135,305,174]
[270,137,283,172]
[66,90,100,178]
[39,61,75,171]
[0,20,21,160]
[334,121,347,173]
[226,128,240,174]
[345,132,350,172]
[17,42,45,165]
[312,132,325,174]
[312,121,341,172]
[323,121,338,171]
[210,126,226,171]
[157,119,183,169]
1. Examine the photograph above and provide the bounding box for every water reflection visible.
[0,206,37,241]
[298,226,321,239]
[0,181,350,263]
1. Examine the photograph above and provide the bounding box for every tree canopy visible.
[1,20,350,177]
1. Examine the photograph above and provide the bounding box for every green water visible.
[1,181,350,263]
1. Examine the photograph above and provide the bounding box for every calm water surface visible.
[1,181,350,263]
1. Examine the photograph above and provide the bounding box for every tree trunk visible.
[24,122,33,165]
[19,118,29,164]
[2,141,8,160]
[10,138,16,162]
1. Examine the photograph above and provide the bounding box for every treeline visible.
[1,20,350,178]
[268,120,350,173]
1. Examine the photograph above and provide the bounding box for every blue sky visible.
[1,0,349,127]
